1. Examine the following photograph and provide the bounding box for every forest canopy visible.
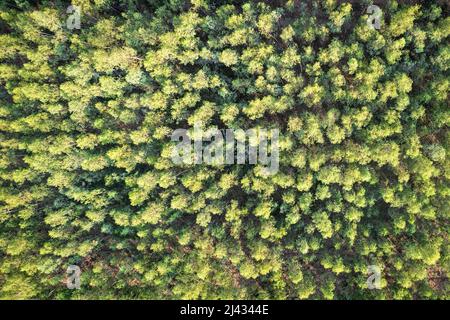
[0,0,449,299]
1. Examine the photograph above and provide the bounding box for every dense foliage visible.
[0,0,449,299]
